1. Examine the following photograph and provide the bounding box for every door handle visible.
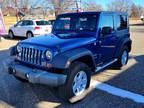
[95,41,102,45]
[99,41,102,45]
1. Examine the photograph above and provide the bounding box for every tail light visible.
[34,26,41,30]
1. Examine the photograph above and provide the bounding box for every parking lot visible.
[0,25,144,108]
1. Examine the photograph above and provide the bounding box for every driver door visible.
[13,21,23,36]
[98,14,118,63]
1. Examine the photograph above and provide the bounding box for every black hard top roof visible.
[59,11,128,16]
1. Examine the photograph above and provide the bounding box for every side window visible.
[27,21,34,25]
[117,15,128,30]
[100,15,114,36]
[100,15,114,30]
[21,20,27,26]
[16,21,23,26]
[21,20,33,26]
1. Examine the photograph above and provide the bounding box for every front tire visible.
[58,61,91,103]
[26,32,33,38]
[9,30,14,39]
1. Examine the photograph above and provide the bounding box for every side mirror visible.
[101,27,112,35]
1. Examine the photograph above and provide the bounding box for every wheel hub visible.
[121,50,128,65]
[27,33,32,38]
[73,71,87,96]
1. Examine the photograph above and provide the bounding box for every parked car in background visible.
[8,19,52,38]
[141,15,144,22]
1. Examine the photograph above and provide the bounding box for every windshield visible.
[53,14,98,38]
[36,21,50,25]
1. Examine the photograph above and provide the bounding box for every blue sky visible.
[29,0,144,8]
[93,0,144,9]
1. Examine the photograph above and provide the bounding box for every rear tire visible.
[115,46,129,68]
[26,32,33,38]
[9,30,14,39]
[58,61,91,103]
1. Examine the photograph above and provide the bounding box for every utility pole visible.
[14,0,18,22]
[75,0,79,12]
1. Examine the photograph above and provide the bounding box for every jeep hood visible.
[20,33,96,52]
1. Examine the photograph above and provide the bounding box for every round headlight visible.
[45,50,52,60]
[17,45,22,53]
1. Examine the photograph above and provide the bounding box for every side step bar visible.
[95,59,118,72]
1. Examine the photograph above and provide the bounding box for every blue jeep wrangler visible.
[7,12,132,102]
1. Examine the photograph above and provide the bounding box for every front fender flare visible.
[51,48,95,69]
[10,46,17,56]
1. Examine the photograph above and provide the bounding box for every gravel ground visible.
[0,25,144,108]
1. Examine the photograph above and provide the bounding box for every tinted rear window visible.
[36,21,50,25]
[117,15,128,30]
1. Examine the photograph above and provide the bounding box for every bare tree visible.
[47,0,75,16]
[107,0,132,13]
[0,0,16,16]
[19,0,29,8]
[18,0,29,15]
[130,3,144,18]
[137,5,144,17]
[83,1,103,12]
[0,0,15,8]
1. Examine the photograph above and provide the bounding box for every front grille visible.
[20,47,44,65]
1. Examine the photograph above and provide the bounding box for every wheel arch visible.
[9,29,13,32]
[114,38,132,58]
[26,30,33,34]
[123,40,132,52]
[9,29,14,34]
[26,30,33,35]
[52,48,96,72]
[72,55,96,72]
[8,29,15,38]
